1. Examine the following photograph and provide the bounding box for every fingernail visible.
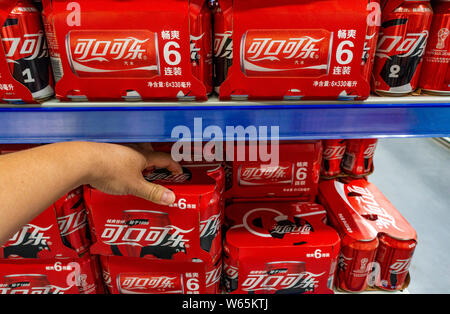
[161,190,175,205]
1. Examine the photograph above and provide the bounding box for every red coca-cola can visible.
[362,0,381,82]
[338,238,379,292]
[55,187,90,255]
[3,274,51,294]
[375,234,416,291]
[66,30,160,78]
[222,246,239,293]
[190,0,213,94]
[321,140,346,178]
[240,29,332,77]
[212,0,233,94]
[238,162,294,186]
[205,258,222,294]
[1,0,54,101]
[342,139,378,177]
[116,272,184,294]
[372,0,433,96]
[419,0,450,95]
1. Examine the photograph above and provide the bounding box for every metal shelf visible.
[0,96,449,143]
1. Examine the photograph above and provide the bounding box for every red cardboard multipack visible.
[226,141,322,202]
[84,166,222,264]
[318,179,417,292]
[0,187,91,259]
[41,0,211,101]
[0,0,54,104]
[99,255,221,294]
[223,201,341,294]
[214,0,372,100]
[0,254,104,294]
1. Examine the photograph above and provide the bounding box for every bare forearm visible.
[0,142,98,244]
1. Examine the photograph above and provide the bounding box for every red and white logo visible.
[323,145,346,161]
[238,164,293,186]
[200,214,221,238]
[66,30,160,77]
[117,274,182,294]
[57,208,87,237]
[100,220,193,248]
[2,31,48,62]
[376,31,429,58]
[241,29,331,76]
[214,31,233,59]
[6,224,52,248]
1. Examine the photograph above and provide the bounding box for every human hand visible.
[84,142,182,205]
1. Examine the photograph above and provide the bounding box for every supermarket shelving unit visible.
[0,95,449,143]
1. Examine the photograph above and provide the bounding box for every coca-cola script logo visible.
[101,221,193,248]
[389,258,412,275]
[2,31,48,62]
[241,270,324,293]
[6,224,52,248]
[347,185,403,232]
[206,263,222,288]
[118,275,179,293]
[376,31,428,58]
[245,36,324,62]
[200,214,221,238]
[57,208,87,237]
[239,164,293,186]
[0,283,71,294]
[214,31,233,59]
[190,33,204,64]
[363,143,377,159]
[71,37,149,63]
[323,145,346,161]
[223,263,239,280]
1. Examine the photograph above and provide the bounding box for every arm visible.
[0,141,181,245]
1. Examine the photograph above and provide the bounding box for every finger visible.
[131,178,176,205]
[145,151,183,175]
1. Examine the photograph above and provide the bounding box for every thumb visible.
[131,178,176,205]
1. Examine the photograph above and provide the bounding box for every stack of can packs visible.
[84,165,224,294]
[318,179,417,292]
[0,145,103,294]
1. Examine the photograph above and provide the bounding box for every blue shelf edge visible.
[0,97,449,143]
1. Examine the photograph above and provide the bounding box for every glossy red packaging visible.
[223,202,340,294]
[99,255,221,294]
[41,0,210,101]
[321,139,346,178]
[318,179,417,292]
[0,187,90,259]
[0,0,54,104]
[372,0,433,96]
[84,166,221,264]
[226,141,322,202]
[362,0,381,82]
[341,139,377,177]
[214,0,371,100]
[0,254,104,294]
[419,0,450,95]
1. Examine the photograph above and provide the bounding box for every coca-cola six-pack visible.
[1,0,448,103]
[0,145,104,294]
[0,139,418,294]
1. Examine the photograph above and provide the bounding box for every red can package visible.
[41,0,210,101]
[226,141,322,202]
[341,139,377,177]
[84,166,221,264]
[0,254,104,294]
[0,0,54,103]
[318,179,417,292]
[214,0,371,100]
[223,201,340,294]
[99,255,221,294]
[0,187,90,259]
